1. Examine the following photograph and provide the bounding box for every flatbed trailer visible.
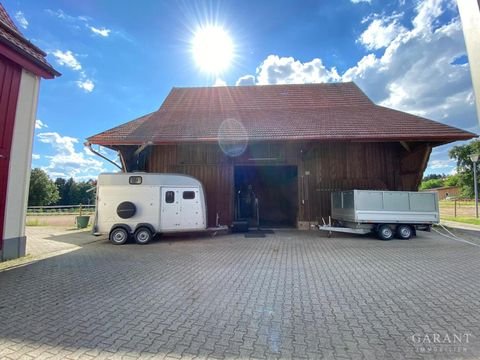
[318,190,439,240]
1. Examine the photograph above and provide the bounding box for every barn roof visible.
[88,82,476,146]
[0,4,59,78]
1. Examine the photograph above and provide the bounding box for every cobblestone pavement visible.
[25,226,99,258]
[0,230,479,359]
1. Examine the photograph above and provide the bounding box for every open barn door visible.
[234,165,298,228]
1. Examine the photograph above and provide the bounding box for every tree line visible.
[28,168,96,206]
[420,139,480,198]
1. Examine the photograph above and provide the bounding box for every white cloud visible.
[35,119,48,129]
[32,154,40,160]
[50,51,95,92]
[236,75,256,86]
[52,50,82,71]
[412,0,443,35]
[45,9,91,23]
[47,9,74,21]
[213,78,227,87]
[46,8,113,41]
[38,132,78,154]
[235,55,340,86]
[351,0,371,3]
[14,11,28,29]
[255,55,340,85]
[429,159,456,169]
[37,132,107,179]
[89,26,111,37]
[359,17,406,50]
[77,78,95,92]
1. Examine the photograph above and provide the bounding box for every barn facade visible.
[88,83,475,228]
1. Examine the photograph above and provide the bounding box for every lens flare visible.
[218,118,248,157]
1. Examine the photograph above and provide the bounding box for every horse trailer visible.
[94,173,224,245]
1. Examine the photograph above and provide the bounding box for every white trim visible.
[457,0,480,128]
[3,70,40,242]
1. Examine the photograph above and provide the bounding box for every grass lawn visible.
[439,200,476,207]
[441,216,480,226]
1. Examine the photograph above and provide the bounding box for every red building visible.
[0,5,59,261]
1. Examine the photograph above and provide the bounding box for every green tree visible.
[77,180,96,205]
[28,168,60,206]
[449,140,480,198]
[65,178,80,205]
[54,177,96,205]
[444,174,460,187]
[419,178,444,190]
[54,177,67,205]
[422,173,445,181]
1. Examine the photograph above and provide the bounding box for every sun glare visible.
[192,26,234,74]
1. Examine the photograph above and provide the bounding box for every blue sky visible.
[4,0,479,180]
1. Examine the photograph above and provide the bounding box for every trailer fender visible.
[135,223,156,236]
[110,223,133,235]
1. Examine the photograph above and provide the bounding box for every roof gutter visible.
[84,141,123,171]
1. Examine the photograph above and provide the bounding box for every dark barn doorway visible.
[234,166,298,227]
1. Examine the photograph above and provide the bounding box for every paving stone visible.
[1,230,480,359]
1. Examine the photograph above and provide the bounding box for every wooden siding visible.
[139,141,430,227]
[300,142,401,223]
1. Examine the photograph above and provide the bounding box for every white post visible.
[474,160,478,218]
[470,153,479,218]
[457,0,480,128]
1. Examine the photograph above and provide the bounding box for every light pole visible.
[470,153,479,218]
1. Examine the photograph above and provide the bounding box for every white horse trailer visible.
[94,173,219,245]
[318,190,439,240]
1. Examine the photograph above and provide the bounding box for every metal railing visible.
[27,204,96,215]
[439,199,476,218]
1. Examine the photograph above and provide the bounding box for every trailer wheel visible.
[134,227,152,245]
[110,227,129,245]
[396,224,413,240]
[377,225,394,241]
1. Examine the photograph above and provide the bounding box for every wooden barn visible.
[87,83,475,228]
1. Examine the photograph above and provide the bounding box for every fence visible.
[439,199,477,218]
[27,204,96,215]
[26,201,477,218]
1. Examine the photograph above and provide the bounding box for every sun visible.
[192,26,234,74]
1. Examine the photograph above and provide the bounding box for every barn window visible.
[183,191,195,200]
[165,191,175,203]
[129,176,142,185]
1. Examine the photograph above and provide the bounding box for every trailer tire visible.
[377,224,394,241]
[110,227,129,245]
[134,227,152,245]
[396,224,413,240]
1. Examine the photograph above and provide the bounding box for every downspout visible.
[84,141,123,171]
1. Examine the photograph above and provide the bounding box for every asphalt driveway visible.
[0,230,479,359]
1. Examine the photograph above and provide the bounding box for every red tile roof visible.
[88,82,476,146]
[0,4,59,78]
